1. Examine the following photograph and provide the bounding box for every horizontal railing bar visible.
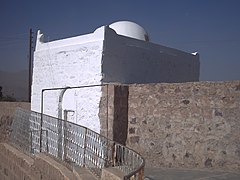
[42,83,108,92]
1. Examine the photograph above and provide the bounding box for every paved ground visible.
[144,168,240,180]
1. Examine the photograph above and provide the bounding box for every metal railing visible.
[10,108,144,179]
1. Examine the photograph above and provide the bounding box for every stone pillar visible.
[99,84,115,140]
[113,85,129,145]
[99,84,129,145]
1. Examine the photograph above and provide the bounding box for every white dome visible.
[109,21,149,41]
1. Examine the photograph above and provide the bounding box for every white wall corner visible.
[93,25,107,41]
[35,30,45,51]
[191,51,199,56]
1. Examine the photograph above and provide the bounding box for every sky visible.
[0,0,240,81]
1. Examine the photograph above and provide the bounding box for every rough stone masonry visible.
[127,81,240,171]
[99,81,240,172]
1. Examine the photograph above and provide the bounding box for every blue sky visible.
[0,0,240,81]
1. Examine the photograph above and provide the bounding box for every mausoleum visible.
[31,21,200,133]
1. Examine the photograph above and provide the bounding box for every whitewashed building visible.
[31,21,200,133]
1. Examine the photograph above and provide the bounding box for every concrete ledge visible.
[0,143,34,180]
[73,167,98,180]
[101,167,125,180]
[33,153,76,180]
[0,143,78,180]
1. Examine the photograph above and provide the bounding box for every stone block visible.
[130,136,140,144]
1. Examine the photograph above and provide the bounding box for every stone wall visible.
[0,102,30,142]
[126,81,240,171]
[0,143,77,180]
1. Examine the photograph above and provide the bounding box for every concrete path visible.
[144,168,240,180]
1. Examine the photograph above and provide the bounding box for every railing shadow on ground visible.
[10,108,145,180]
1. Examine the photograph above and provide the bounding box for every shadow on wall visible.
[102,27,200,84]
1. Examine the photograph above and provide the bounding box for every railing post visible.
[112,143,116,166]
[63,111,67,161]
[138,168,144,180]
[30,131,33,153]
[83,128,87,167]
[63,122,67,161]
[40,90,44,152]
[57,119,63,159]
[106,84,109,140]
[46,130,49,153]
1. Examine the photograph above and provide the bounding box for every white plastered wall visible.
[102,27,200,83]
[31,27,105,133]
